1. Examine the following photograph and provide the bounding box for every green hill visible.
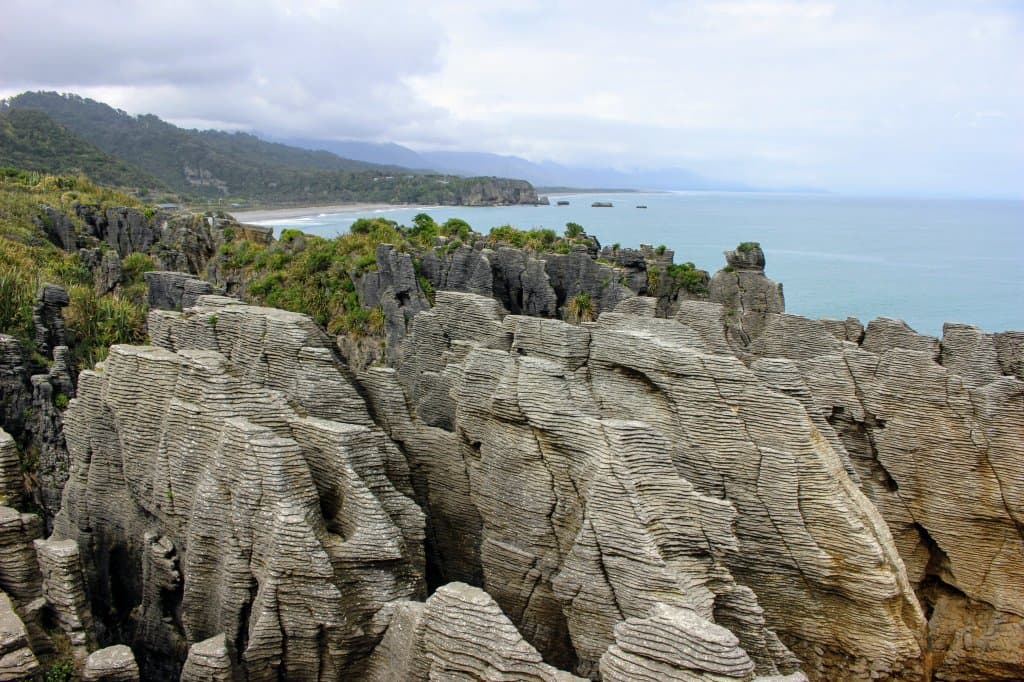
[2,92,539,206]
[0,108,162,190]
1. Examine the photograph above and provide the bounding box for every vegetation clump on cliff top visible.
[0,169,148,368]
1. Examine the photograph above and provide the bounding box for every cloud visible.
[1,0,1022,196]
[0,0,449,137]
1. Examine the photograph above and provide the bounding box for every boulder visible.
[82,644,140,681]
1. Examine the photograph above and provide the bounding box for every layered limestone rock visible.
[738,311,1024,681]
[0,591,40,681]
[180,633,235,681]
[54,296,425,678]
[82,644,140,681]
[145,271,219,311]
[363,582,584,681]
[708,244,785,346]
[0,507,42,604]
[598,603,810,682]
[359,291,932,680]
[32,284,69,356]
[0,430,20,506]
[0,336,32,441]
[26,346,75,524]
[34,538,95,656]
[363,241,635,368]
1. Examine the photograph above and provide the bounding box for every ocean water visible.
[251,192,1024,335]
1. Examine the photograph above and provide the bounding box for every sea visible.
[250,191,1024,336]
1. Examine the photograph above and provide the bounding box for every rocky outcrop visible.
[0,430,21,507]
[362,582,584,681]
[458,178,542,206]
[0,591,40,681]
[34,538,95,656]
[144,271,220,311]
[10,230,1019,681]
[25,347,74,524]
[358,291,935,680]
[367,242,634,367]
[598,603,803,682]
[54,297,425,679]
[0,507,42,605]
[33,284,69,356]
[0,336,32,442]
[733,310,1024,681]
[358,244,432,365]
[82,644,140,681]
[180,633,235,681]
[708,244,785,347]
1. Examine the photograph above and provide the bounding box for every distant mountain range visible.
[0,90,768,206]
[276,136,754,192]
[0,92,540,206]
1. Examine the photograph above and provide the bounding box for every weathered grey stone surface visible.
[179,633,235,681]
[0,336,32,441]
[599,603,759,681]
[0,430,20,507]
[54,298,425,679]
[0,507,42,604]
[25,347,74,524]
[95,250,122,295]
[34,538,94,653]
[363,582,584,681]
[82,644,140,681]
[180,278,216,309]
[33,284,69,355]
[739,311,1024,681]
[144,271,205,311]
[708,245,785,345]
[365,292,933,680]
[358,244,433,365]
[0,591,40,681]
[861,317,940,358]
[15,224,1020,681]
[993,330,1024,379]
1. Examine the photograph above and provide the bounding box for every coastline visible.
[230,202,420,223]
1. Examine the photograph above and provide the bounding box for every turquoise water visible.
[251,192,1024,335]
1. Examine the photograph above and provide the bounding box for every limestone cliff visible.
[5,239,1020,682]
[55,298,425,678]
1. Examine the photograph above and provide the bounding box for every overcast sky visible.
[2,1,1022,197]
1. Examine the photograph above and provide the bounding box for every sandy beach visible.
[230,203,419,223]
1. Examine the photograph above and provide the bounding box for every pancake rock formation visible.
[7,243,1019,681]
[53,296,426,679]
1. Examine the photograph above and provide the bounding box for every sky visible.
[1,0,1022,197]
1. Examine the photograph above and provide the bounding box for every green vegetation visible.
[737,241,760,253]
[54,393,69,409]
[488,223,593,253]
[567,292,594,324]
[647,266,660,293]
[44,659,74,682]
[2,92,537,205]
[0,170,148,368]
[63,285,147,368]
[665,262,707,294]
[226,217,413,336]
[0,108,161,189]
[655,244,667,255]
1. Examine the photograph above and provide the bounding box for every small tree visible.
[565,222,585,238]
[409,213,438,242]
